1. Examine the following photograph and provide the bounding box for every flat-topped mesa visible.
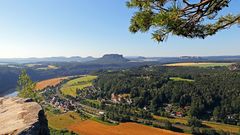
[88,54,130,64]
[0,97,49,135]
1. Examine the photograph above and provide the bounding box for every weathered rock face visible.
[0,97,49,135]
[228,63,240,71]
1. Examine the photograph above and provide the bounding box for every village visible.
[40,83,106,118]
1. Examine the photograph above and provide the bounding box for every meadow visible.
[26,63,59,70]
[153,115,240,133]
[37,65,59,70]
[169,77,194,82]
[164,62,233,67]
[46,111,84,130]
[60,75,97,97]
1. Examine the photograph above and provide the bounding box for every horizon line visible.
[0,54,240,59]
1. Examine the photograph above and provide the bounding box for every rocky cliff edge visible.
[0,97,49,135]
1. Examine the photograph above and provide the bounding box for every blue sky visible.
[0,0,239,58]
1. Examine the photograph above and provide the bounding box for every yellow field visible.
[164,62,233,67]
[61,75,97,97]
[68,120,189,135]
[46,111,188,135]
[37,65,59,70]
[46,111,83,130]
[35,77,68,90]
[153,115,240,133]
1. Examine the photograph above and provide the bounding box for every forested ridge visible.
[94,65,240,125]
[0,61,152,95]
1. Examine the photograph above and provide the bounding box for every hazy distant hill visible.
[1,55,240,64]
[88,54,130,64]
[0,56,97,64]
[1,54,240,96]
[127,55,240,63]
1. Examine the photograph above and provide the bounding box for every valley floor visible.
[36,73,240,135]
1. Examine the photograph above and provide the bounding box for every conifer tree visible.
[127,0,240,42]
[17,70,38,101]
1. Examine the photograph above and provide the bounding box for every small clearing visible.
[170,77,194,82]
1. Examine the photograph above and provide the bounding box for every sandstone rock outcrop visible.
[0,97,49,135]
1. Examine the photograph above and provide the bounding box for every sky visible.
[0,0,239,58]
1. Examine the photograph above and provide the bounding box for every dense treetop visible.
[94,65,240,125]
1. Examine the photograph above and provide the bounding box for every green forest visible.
[94,65,240,125]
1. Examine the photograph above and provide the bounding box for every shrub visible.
[191,127,201,135]
[201,129,218,135]
[188,117,202,127]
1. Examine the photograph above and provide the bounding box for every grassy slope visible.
[153,115,240,133]
[46,111,83,130]
[61,75,97,97]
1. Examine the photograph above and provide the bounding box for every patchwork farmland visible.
[164,62,234,67]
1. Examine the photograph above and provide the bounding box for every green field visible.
[170,77,194,82]
[26,64,42,67]
[37,65,59,70]
[61,75,97,97]
[85,99,101,106]
[46,110,115,131]
[46,111,84,130]
[153,115,240,133]
[165,62,234,67]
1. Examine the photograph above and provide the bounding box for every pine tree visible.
[17,70,38,101]
[127,0,240,42]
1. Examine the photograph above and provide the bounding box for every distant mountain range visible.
[127,55,240,63]
[0,56,96,64]
[0,54,240,64]
[1,54,240,96]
